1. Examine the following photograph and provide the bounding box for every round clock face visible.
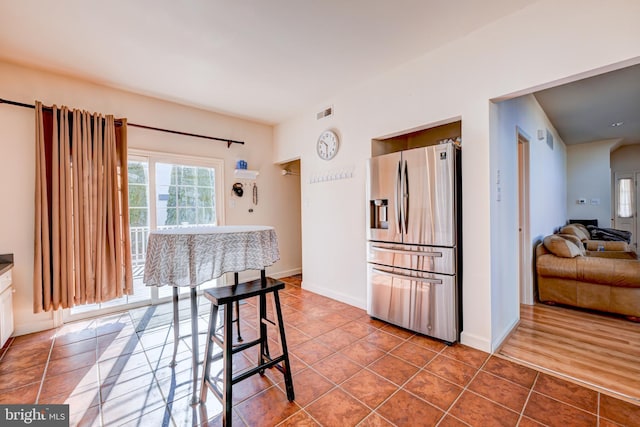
[317,129,339,160]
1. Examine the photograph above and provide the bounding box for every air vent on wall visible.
[316,106,333,120]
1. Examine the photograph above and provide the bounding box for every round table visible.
[143,225,280,405]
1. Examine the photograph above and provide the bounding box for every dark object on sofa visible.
[569,219,598,227]
[587,226,632,243]
[559,224,632,251]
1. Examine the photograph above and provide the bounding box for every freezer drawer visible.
[367,264,458,343]
[367,242,456,275]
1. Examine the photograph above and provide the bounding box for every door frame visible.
[517,128,533,305]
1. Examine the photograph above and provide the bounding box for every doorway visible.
[613,171,639,250]
[517,129,533,305]
[279,159,303,280]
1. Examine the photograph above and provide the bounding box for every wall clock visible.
[316,129,339,160]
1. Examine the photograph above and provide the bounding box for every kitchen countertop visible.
[0,253,14,275]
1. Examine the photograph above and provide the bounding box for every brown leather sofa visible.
[536,234,640,320]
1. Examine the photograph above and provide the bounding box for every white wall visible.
[273,0,640,352]
[492,94,567,342]
[0,61,302,335]
[567,139,619,227]
[611,144,640,172]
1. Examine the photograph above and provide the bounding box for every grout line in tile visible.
[431,348,494,424]
[34,334,56,404]
[516,372,539,426]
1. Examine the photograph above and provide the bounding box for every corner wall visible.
[493,94,567,344]
[0,61,301,335]
[273,0,640,352]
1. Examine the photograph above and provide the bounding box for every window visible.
[618,178,633,218]
[156,163,217,227]
[67,151,225,319]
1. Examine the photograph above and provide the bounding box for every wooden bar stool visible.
[199,272,295,426]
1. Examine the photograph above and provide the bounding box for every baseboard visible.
[460,330,492,353]
[14,318,56,337]
[224,267,301,284]
[269,268,302,280]
[301,280,366,310]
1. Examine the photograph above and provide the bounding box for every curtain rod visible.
[0,97,245,148]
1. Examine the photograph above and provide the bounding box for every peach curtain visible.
[34,101,133,312]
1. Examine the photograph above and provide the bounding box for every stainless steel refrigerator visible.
[366,143,461,343]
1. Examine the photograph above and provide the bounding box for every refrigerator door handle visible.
[370,246,443,257]
[371,268,443,285]
[403,160,409,233]
[395,160,402,234]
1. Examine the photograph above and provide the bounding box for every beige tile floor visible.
[1,274,639,426]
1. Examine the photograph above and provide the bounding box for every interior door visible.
[614,172,636,249]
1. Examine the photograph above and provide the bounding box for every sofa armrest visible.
[536,254,579,280]
[585,240,629,251]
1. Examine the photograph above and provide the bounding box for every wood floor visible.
[498,303,640,404]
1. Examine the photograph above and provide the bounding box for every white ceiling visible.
[534,63,640,146]
[0,0,538,124]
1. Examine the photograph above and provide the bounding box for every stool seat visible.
[199,275,295,426]
[204,277,284,305]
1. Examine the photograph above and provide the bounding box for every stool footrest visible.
[233,355,286,384]
[211,335,261,354]
[202,354,287,398]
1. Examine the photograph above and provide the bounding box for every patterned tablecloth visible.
[143,225,280,287]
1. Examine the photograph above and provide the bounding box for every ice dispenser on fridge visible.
[370,199,388,229]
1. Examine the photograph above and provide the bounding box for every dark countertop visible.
[0,253,14,276]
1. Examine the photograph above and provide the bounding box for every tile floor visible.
[1,274,639,426]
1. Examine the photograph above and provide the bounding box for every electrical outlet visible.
[577,199,586,205]
[590,198,600,206]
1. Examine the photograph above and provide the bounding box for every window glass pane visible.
[197,187,214,207]
[163,208,177,226]
[178,186,197,207]
[157,162,218,227]
[182,167,197,185]
[618,178,633,218]
[178,207,197,224]
[129,208,148,227]
[198,207,215,224]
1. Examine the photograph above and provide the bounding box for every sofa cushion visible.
[558,234,585,254]
[560,224,590,241]
[543,235,583,258]
[584,240,630,251]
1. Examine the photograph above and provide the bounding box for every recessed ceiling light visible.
[610,121,624,127]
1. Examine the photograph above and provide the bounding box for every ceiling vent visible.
[316,106,333,120]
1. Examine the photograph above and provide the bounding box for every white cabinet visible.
[0,269,14,348]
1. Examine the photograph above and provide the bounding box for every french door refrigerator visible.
[366,143,461,343]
